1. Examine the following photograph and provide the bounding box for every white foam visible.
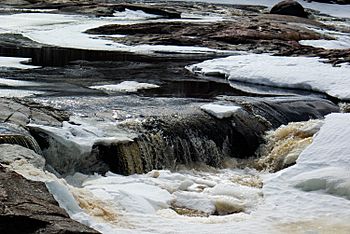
[200,103,241,119]
[188,54,350,100]
[90,81,159,93]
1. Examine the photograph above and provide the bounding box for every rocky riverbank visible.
[0,0,349,233]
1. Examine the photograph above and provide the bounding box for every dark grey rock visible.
[270,0,309,18]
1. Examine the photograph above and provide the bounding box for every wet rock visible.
[85,17,327,55]
[0,164,99,234]
[270,0,309,18]
[0,98,68,154]
[0,98,68,128]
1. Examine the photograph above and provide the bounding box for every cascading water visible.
[0,134,42,155]
[28,96,339,176]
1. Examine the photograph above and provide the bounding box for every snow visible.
[188,54,350,100]
[0,56,39,69]
[299,26,350,50]
[200,103,241,119]
[90,81,160,93]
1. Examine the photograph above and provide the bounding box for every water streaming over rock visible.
[92,97,339,175]
[0,134,42,155]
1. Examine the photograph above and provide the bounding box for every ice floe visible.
[188,53,350,100]
[90,81,160,93]
[0,56,39,69]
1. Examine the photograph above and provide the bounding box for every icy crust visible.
[90,81,160,93]
[188,54,350,100]
[200,103,241,119]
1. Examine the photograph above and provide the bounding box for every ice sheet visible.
[188,54,350,100]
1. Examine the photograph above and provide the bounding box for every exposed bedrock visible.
[0,98,68,154]
[0,164,99,234]
[92,96,338,175]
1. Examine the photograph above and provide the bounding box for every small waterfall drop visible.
[0,134,42,155]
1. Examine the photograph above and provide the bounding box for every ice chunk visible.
[90,81,159,93]
[200,103,241,119]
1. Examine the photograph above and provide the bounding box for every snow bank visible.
[260,113,350,229]
[188,54,350,100]
[90,81,159,93]
[200,103,241,119]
